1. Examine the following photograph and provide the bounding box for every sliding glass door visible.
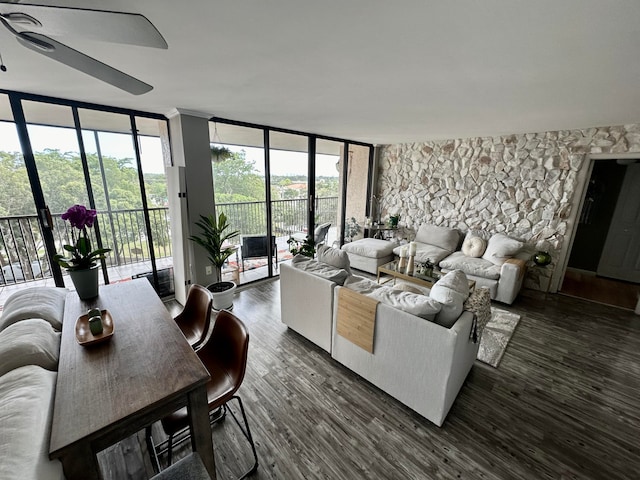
[209,122,269,284]
[0,91,172,300]
[209,117,374,284]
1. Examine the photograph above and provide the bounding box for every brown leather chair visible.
[147,310,258,479]
[174,284,212,350]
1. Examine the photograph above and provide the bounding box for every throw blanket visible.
[336,288,379,353]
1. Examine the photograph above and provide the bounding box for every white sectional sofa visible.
[0,287,68,480]
[331,291,478,426]
[393,224,529,305]
[280,247,480,426]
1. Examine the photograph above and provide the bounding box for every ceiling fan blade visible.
[17,32,153,95]
[1,3,167,48]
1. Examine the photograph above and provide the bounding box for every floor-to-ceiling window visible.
[0,90,172,303]
[209,121,270,283]
[209,117,373,284]
[315,139,343,247]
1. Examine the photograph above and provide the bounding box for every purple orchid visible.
[55,205,110,270]
[61,204,97,229]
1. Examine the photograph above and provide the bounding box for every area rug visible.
[477,308,521,368]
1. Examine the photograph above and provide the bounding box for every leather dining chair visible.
[147,310,259,479]
[174,284,213,351]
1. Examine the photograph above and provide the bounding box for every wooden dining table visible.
[49,278,216,479]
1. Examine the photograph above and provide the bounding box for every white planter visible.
[207,281,236,310]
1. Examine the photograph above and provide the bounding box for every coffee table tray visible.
[75,310,114,346]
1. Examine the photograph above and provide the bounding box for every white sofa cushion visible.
[291,255,349,285]
[0,319,60,377]
[341,238,396,259]
[317,244,351,274]
[414,224,459,252]
[344,276,441,320]
[439,252,502,280]
[482,233,524,266]
[392,242,452,264]
[0,366,64,480]
[344,275,384,295]
[0,287,67,333]
[461,234,487,258]
[429,270,469,327]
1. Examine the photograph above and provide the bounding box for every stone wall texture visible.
[377,124,640,291]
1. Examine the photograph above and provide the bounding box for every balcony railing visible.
[217,196,339,240]
[0,197,338,285]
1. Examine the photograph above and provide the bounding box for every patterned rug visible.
[477,308,521,367]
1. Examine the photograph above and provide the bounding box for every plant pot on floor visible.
[207,281,237,310]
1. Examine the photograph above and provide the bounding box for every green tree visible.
[212,150,265,203]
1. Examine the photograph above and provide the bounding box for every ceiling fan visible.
[0,2,168,95]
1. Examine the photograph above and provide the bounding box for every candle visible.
[400,246,408,258]
[409,241,417,255]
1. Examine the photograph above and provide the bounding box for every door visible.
[597,163,640,282]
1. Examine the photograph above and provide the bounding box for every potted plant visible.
[344,217,361,242]
[210,145,234,162]
[189,212,239,310]
[287,235,316,258]
[53,204,111,299]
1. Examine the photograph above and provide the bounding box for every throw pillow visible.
[482,233,524,266]
[414,224,459,252]
[0,319,61,377]
[368,287,442,320]
[317,244,351,274]
[461,235,487,258]
[429,270,469,327]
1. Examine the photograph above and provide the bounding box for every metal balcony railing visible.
[0,196,338,285]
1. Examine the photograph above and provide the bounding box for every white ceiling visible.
[1,0,639,145]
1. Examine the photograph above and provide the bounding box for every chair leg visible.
[227,395,259,479]
[145,425,161,474]
[166,433,174,466]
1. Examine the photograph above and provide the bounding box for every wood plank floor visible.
[99,281,640,480]
[560,268,639,311]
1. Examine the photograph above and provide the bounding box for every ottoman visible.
[341,238,396,274]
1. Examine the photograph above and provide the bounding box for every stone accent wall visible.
[377,124,640,291]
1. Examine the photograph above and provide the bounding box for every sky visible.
[0,122,339,177]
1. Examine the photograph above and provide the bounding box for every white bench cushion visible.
[0,287,67,333]
[0,319,60,377]
[0,366,63,480]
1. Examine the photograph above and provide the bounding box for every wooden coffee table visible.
[377,260,476,292]
[49,279,216,479]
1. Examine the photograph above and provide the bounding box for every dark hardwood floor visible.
[100,280,640,480]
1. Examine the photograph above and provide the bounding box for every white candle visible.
[400,246,408,258]
[409,241,417,255]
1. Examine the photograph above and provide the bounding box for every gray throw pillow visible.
[414,224,459,252]
[482,233,524,266]
[317,244,351,274]
[429,270,469,327]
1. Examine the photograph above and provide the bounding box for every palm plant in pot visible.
[189,212,239,310]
